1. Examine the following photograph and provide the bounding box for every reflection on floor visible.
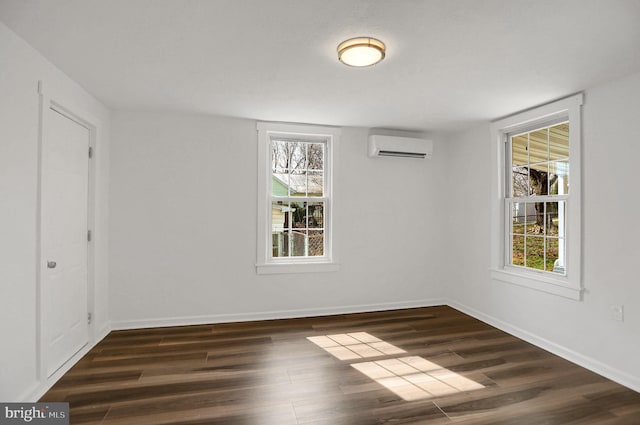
[307,332,484,401]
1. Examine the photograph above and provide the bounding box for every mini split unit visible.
[368,135,433,159]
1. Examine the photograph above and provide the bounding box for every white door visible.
[41,107,90,378]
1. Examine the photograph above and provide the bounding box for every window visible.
[256,122,339,274]
[508,121,569,274]
[490,94,583,299]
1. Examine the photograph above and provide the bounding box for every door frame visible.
[36,81,97,386]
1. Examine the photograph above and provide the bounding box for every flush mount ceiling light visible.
[337,37,386,67]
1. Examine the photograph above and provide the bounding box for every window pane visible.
[512,166,529,197]
[529,162,549,196]
[271,201,289,257]
[290,201,306,228]
[289,172,308,196]
[544,202,559,236]
[529,128,548,163]
[549,123,569,160]
[547,237,565,274]
[545,238,559,272]
[512,235,525,266]
[308,143,324,170]
[271,200,288,233]
[272,173,289,196]
[553,201,566,238]
[289,142,306,173]
[526,202,543,234]
[549,161,569,195]
[275,229,294,258]
[512,202,527,235]
[308,171,323,196]
[291,230,307,256]
[511,134,528,166]
[272,231,286,257]
[525,236,545,270]
[308,230,324,256]
[271,140,289,173]
[308,202,324,228]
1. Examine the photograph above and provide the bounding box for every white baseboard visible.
[18,381,42,404]
[23,322,112,402]
[447,299,640,393]
[110,298,446,330]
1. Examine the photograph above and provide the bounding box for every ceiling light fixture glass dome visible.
[337,37,386,67]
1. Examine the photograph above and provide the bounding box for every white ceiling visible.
[2,0,640,132]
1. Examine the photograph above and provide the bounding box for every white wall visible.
[109,111,447,327]
[0,22,111,401]
[443,71,640,390]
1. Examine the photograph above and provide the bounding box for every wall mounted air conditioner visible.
[368,135,433,159]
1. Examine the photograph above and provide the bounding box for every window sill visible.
[256,262,340,275]
[490,268,582,300]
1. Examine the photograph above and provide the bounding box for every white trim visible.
[490,93,583,298]
[21,323,111,402]
[490,268,582,300]
[256,121,340,273]
[110,299,445,330]
[17,382,41,404]
[256,261,340,275]
[448,299,640,393]
[490,94,583,135]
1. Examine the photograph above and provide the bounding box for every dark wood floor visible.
[40,306,640,424]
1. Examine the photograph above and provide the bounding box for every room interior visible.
[1,0,639,422]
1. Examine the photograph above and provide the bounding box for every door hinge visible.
[87,230,92,242]
[88,147,93,158]
[88,312,92,325]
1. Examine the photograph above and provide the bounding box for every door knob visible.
[47,261,57,269]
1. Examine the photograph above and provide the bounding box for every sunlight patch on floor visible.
[306,332,405,360]
[352,356,485,401]
[307,332,484,401]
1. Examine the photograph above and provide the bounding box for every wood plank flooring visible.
[40,306,640,424]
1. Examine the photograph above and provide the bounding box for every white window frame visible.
[490,94,583,300]
[256,121,340,275]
